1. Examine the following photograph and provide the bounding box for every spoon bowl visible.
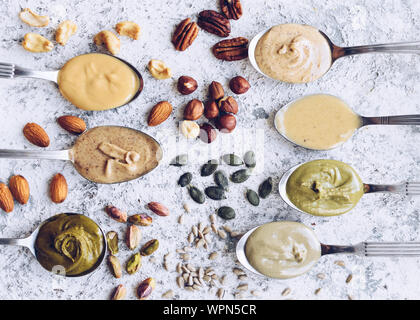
[0,213,107,277]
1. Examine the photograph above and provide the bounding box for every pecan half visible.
[172,18,199,51]
[197,10,230,38]
[212,37,249,61]
[220,0,243,20]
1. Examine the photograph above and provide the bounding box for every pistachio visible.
[170,154,188,167]
[137,277,156,300]
[230,169,252,183]
[126,225,142,250]
[188,186,205,204]
[140,239,160,256]
[201,160,219,177]
[126,253,142,274]
[222,154,243,166]
[244,151,256,168]
[246,189,260,206]
[214,170,229,190]
[128,214,153,226]
[217,206,236,220]
[106,231,119,255]
[205,186,226,200]
[105,205,127,223]
[108,255,122,278]
[258,177,273,199]
[178,172,193,187]
[111,284,126,300]
[148,202,170,216]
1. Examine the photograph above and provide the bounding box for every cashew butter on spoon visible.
[237,221,420,279]
[0,126,163,184]
[275,94,420,151]
[249,23,420,83]
[0,53,143,111]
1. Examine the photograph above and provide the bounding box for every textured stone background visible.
[0,0,420,300]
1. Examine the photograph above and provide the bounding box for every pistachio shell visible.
[188,186,205,204]
[201,160,219,176]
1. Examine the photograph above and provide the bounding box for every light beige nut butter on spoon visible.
[275,94,420,151]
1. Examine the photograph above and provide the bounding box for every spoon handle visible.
[0,238,26,246]
[0,62,58,83]
[338,41,420,57]
[362,115,420,126]
[0,149,71,161]
[364,182,420,196]
[322,242,420,257]
[321,243,363,255]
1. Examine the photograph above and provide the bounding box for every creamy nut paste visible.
[58,53,140,111]
[276,94,362,150]
[245,221,321,279]
[286,160,364,216]
[35,214,104,276]
[254,24,332,83]
[71,126,162,184]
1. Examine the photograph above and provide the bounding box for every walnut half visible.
[116,21,141,40]
[56,20,77,46]
[22,33,54,53]
[94,30,120,55]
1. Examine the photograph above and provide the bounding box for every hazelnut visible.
[199,123,217,144]
[184,99,204,120]
[229,76,250,94]
[177,76,198,95]
[209,81,224,101]
[204,100,219,119]
[217,114,237,133]
[219,96,238,114]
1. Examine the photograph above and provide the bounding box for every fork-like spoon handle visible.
[322,242,420,257]
[0,62,58,83]
[364,182,420,196]
[362,115,420,126]
[0,149,71,161]
[333,41,420,60]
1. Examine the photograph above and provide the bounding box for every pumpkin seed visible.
[230,169,252,183]
[178,172,192,187]
[205,186,226,200]
[222,154,243,166]
[258,177,273,198]
[246,189,260,206]
[170,154,188,167]
[188,186,205,204]
[244,151,256,168]
[214,170,229,190]
[201,160,219,176]
[217,206,236,220]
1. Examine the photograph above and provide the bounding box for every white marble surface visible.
[0,0,420,300]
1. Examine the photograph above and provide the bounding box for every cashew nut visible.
[94,30,120,55]
[22,33,54,53]
[148,59,172,80]
[116,21,141,40]
[55,20,77,46]
[19,8,49,27]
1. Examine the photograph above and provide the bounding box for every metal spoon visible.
[0,213,107,277]
[278,162,420,216]
[274,94,420,151]
[0,125,163,184]
[0,53,144,110]
[236,222,420,279]
[248,24,420,82]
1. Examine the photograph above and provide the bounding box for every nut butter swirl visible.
[255,24,332,83]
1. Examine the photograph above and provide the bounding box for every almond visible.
[50,173,68,203]
[57,116,86,134]
[8,175,30,205]
[23,123,50,147]
[0,183,14,213]
[148,101,173,126]
[147,202,170,216]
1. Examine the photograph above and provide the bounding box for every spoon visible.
[0,53,144,110]
[274,94,420,151]
[0,213,107,277]
[0,126,163,184]
[278,162,420,216]
[236,222,420,279]
[248,24,420,82]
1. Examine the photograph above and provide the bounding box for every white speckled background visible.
[0,0,420,300]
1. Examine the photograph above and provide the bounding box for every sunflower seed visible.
[188,232,194,243]
[216,288,225,299]
[237,284,248,291]
[203,275,211,282]
[188,274,194,286]
[203,226,211,235]
[183,203,191,213]
[176,263,182,273]
[209,252,218,260]
[182,253,190,261]
[182,266,190,273]
[211,223,218,233]
[206,267,214,273]
[198,267,204,278]
[196,238,205,248]
[334,260,345,267]
[314,288,321,295]
[185,286,194,292]
[162,290,174,298]
[206,270,215,276]
[210,280,217,287]
[234,292,244,299]
[220,275,226,285]
[238,275,247,281]
[177,276,185,288]
[183,273,189,281]
[164,253,171,260]
[282,288,291,296]
[164,262,170,271]
[223,225,232,233]
[218,229,227,239]
[317,273,326,280]
[187,264,196,272]
[233,268,244,275]
[178,215,184,224]
[193,284,201,290]
[192,226,198,236]
[251,290,259,297]
[193,278,201,286]
[346,274,353,284]
[176,249,186,254]
[211,274,218,280]
[210,214,216,223]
